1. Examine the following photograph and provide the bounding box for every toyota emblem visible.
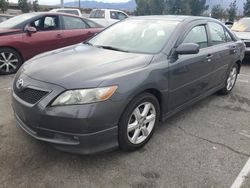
[16,79,24,90]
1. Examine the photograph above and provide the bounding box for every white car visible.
[50,8,82,17]
[89,9,128,27]
[232,17,250,56]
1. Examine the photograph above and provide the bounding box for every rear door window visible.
[208,22,227,45]
[183,25,208,49]
[62,16,87,30]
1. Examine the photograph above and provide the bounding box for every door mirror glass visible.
[25,26,37,34]
[176,43,199,55]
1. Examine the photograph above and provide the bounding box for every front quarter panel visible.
[99,53,170,116]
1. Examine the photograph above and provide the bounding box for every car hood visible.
[233,31,250,40]
[0,28,22,36]
[21,44,154,89]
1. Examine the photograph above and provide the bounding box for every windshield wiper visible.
[95,45,130,53]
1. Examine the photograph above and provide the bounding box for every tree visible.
[227,0,237,22]
[189,0,208,16]
[18,0,31,13]
[135,0,150,15]
[211,4,225,20]
[164,0,191,15]
[148,0,163,15]
[244,0,250,16]
[32,0,39,12]
[0,0,9,13]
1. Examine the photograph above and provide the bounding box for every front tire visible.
[118,93,160,151]
[0,48,23,75]
[218,63,239,95]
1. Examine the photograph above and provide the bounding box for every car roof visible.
[24,12,82,18]
[51,8,80,10]
[92,9,126,12]
[129,15,219,22]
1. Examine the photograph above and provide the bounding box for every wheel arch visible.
[122,88,165,121]
[0,46,24,63]
[235,60,241,74]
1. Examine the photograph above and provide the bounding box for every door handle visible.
[206,54,213,62]
[56,34,63,39]
[230,45,237,53]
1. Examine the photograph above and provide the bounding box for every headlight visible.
[51,86,118,106]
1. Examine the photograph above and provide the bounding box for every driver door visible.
[22,15,64,60]
[168,24,215,111]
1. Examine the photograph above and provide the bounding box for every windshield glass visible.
[88,19,180,54]
[0,14,34,29]
[231,18,250,32]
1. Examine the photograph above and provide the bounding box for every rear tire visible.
[0,48,23,75]
[118,93,160,151]
[218,63,239,95]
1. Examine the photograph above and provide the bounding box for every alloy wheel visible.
[226,66,237,91]
[0,52,19,73]
[127,102,156,145]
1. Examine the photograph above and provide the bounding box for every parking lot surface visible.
[0,63,250,188]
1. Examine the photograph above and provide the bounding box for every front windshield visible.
[231,18,250,32]
[0,14,34,29]
[88,19,180,54]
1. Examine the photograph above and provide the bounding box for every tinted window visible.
[89,10,105,18]
[85,19,102,28]
[117,12,127,20]
[62,16,87,30]
[110,11,127,20]
[208,22,226,45]
[89,10,96,18]
[30,16,59,31]
[89,19,180,54]
[183,25,208,49]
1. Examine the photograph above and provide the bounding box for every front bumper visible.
[14,112,118,154]
[11,74,124,154]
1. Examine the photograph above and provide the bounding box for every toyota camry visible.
[12,16,245,154]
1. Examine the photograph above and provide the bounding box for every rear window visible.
[57,10,79,16]
[89,10,105,19]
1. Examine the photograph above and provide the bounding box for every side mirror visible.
[176,43,199,55]
[25,26,37,34]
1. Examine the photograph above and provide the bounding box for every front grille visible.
[244,41,250,48]
[15,88,49,104]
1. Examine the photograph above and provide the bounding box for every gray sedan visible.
[12,16,245,154]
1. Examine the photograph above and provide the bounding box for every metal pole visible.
[61,0,64,8]
[79,0,81,9]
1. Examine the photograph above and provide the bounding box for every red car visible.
[0,12,103,75]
